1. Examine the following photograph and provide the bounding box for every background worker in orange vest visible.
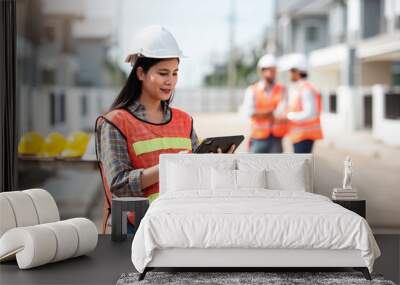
[242,54,288,153]
[95,25,235,234]
[285,54,323,153]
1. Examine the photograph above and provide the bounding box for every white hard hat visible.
[125,25,184,64]
[285,53,308,72]
[257,54,277,69]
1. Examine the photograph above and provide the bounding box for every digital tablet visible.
[194,135,244,153]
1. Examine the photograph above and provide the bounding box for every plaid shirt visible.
[96,102,199,197]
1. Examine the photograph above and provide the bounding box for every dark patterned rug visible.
[116,271,396,285]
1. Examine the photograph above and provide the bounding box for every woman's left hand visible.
[216,144,236,154]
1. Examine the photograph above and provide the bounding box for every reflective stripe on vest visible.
[250,83,288,139]
[288,80,323,143]
[147,193,159,203]
[133,137,192,156]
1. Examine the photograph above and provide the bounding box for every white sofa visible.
[0,189,98,269]
[131,154,379,281]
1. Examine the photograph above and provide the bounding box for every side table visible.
[111,197,149,241]
[332,199,366,218]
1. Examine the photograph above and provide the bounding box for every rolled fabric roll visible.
[64,218,98,257]
[42,221,79,262]
[23,189,59,224]
[0,188,98,269]
[0,192,39,227]
[0,218,98,269]
[0,226,57,269]
[0,196,17,238]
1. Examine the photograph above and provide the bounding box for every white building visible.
[274,0,400,146]
[73,18,113,87]
[18,0,117,136]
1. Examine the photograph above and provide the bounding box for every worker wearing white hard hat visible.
[284,53,323,153]
[95,25,235,234]
[124,25,185,65]
[257,54,276,70]
[241,54,288,153]
[285,53,308,73]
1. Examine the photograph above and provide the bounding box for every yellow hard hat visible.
[18,132,45,156]
[38,132,67,157]
[60,131,90,158]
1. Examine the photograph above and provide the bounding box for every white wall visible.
[338,86,357,132]
[310,66,341,90]
[320,85,365,136]
[372,85,400,145]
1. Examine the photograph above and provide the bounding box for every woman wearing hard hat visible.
[95,25,233,234]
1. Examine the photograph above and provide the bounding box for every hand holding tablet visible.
[193,135,244,154]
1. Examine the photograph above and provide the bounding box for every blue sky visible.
[87,0,274,87]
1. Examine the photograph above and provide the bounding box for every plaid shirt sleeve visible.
[190,124,200,151]
[97,121,144,197]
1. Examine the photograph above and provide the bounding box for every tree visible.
[203,47,264,87]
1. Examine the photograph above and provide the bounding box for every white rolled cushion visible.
[0,226,57,269]
[236,169,267,189]
[0,218,98,269]
[63,218,98,257]
[23,189,59,224]
[211,168,236,190]
[0,191,39,227]
[42,221,79,262]
[0,196,17,238]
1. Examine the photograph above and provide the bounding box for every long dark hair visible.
[110,57,177,111]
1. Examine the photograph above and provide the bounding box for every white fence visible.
[19,86,116,135]
[172,87,246,113]
[18,86,247,136]
[320,85,400,146]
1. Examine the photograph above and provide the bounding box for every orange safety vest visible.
[250,83,288,139]
[96,107,193,233]
[287,80,323,144]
